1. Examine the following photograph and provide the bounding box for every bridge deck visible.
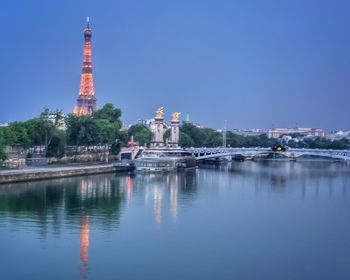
[185,148,350,161]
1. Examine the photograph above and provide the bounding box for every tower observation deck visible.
[73,17,97,115]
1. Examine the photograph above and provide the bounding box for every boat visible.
[134,147,197,172]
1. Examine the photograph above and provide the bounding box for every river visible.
[0,161,350,280]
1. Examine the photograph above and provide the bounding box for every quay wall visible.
[0,165,120,184]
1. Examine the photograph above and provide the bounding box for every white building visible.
[268,128,325,138]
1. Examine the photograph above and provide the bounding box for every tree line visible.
[165,123,280,148]
[130,122,350,150]
[0,104,126,160]
[1,106,349,161]
[287,137,349,150]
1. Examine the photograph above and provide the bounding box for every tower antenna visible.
[86,16,90,28]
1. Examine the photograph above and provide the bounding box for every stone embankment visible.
[0,164,131,184]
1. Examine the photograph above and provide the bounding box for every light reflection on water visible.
[0,161,350,280]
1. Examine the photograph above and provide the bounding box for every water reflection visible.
[0,171,199,279]
[227,161,350,199]
[0,163,348,226]
[131,171,198,225]
[153,185,163,226]
[0,162,350,279]
[80,215,89,279]
[170,178,178,221]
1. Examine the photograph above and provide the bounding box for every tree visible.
[253,134,279,148]
[110,130,128,155]
[92,103,123,147]
[23,108,66,157]
[226,131,245,147]
[202,128,222,147]
[331,138,349,150]
[0,129,8,161]
[180,123,205,147]
[46,129,66,158]
[0,109,66,158]
[2,122,31,148]
[66,114,97,146]
[179,132,195,147]
[92,103,122,125]
[128,124,153,146]
[38,108,65,150]
[163,129,171,142]
[66,103,123,148]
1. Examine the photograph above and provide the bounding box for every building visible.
[73,17,97,115]
[268,128,325,138]
[326,130,350,141]
[48,113,66,130]
[313,128,325,137]
[232,128,267,136]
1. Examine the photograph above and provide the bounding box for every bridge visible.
[185,147,350,161]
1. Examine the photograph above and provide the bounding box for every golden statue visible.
[156,107,164,118]
[172,112,181,122]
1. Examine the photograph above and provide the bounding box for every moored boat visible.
[134,148,197,172]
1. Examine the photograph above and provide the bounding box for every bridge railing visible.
[185,147,350,160]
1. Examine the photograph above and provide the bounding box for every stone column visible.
[170,112,181,147]
[153,117,165,147]
[170,120,180,147]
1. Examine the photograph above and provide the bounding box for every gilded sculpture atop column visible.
[172,112,181,122]
[155,107,164,119]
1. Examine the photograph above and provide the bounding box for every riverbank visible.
[0,163,132,184]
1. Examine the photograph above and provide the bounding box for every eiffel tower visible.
[73,17,97,115]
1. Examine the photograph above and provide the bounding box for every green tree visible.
[46,129,66,158]
[163,129,171,142]
[202,128,222,147]
[180,123,205,147]
[331,138,349,150]
[24,108,66,157]
[92,103,123,146]
[2,122,31,148]
[251,134,278,148]
[128,124,153,146]
[66,103,123,148]
[92,103,122,125]
[226,131,245,147]
[0,109,66,158]
[304,137,331,149]
[0,129,8,161]
[66,114,97,146]
[110,130,128,155]
[179,132,195,147]
[38,108,65,150]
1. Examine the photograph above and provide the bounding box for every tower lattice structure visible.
[73,18,97,115]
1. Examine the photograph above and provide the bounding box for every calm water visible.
[1,161,350,280]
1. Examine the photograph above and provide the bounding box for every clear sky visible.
[0,0,349,130]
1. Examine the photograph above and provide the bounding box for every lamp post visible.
[223,120,227,148]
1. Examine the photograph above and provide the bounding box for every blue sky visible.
[0,0,349,130]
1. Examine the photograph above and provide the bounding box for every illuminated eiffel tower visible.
[73,17,97,115]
